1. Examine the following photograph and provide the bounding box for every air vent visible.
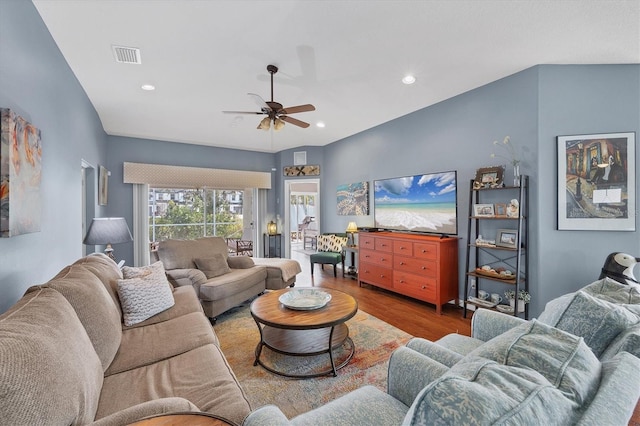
[293,151,307,166]
[112,45,141,64]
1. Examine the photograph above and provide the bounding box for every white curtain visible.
[133,183,150,266]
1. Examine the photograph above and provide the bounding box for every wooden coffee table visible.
[250,288,358,378]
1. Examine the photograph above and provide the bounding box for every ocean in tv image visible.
[374,171,457,235]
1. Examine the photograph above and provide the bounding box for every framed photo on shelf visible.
[496,229,518,248]
[473,166,504,189]
[473,204,495,217]
[557,132,635,231]
[494,203,507,217]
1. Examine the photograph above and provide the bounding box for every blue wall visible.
[1,0,638,316]
[0,0,108,313]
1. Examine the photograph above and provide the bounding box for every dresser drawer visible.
[359,262,393,288]
[359,249,393,268]
[393,256,437,277]
[359,234,376,250]
[393,240,413,256]
[374,238,393,253]
[414,242,437,260]
[393,272,436,302]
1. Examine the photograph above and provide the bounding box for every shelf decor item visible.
[267,220,277,235]
[491,136,521,186]
[504,289,530,313]
[557,132,635,231]
[473,204,495,217]
[496,229,518,249]
[473,166,504,189]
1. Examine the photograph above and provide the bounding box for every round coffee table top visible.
[250,288,358,330]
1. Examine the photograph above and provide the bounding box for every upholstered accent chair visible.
[310,233,348,277]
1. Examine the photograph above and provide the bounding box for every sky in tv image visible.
[374,171,457,234]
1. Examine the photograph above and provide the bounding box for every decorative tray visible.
[474,268,515,280]
[467,297,497,308]
[279,289,332,310]
[496,304,515,314]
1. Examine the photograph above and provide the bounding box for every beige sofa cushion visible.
[199,267,268,301]
[106,312,218,376]
[0,288,103,425]
[66,253,124,316]
[157,237,229,270]
[195,254,231,278]
[98,344,251,425]
[44,262,123,371]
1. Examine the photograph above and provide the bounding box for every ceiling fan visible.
[224,65,315,131]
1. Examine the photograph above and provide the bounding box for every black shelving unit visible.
[463,175,529,319]
[263,233,282,258]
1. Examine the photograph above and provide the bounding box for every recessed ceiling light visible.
[402,75,416,85]
[316,122,325,128]
[141,84,155,91]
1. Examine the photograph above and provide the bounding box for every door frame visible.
[284,178,320,258]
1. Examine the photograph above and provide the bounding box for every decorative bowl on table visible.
[279,289,332,310]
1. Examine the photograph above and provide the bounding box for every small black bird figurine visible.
[599,252,640,287]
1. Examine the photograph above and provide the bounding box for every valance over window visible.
[123,162,271,189]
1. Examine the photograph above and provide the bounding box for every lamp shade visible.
[83,217,133,245]
[346,222,358,233]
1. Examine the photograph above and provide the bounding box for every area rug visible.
[213,304,413,419]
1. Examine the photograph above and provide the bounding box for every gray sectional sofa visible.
[153,236,301,319]
[245,277,640,425]
[0,254,251,425]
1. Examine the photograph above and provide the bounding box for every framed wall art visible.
[283,165,320,176]
[494,203,507,217]
[336,181,369,215]
[557,132,635,231]
[1,108,42,237]
[99,165,109,206]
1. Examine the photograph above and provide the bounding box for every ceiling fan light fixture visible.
[259,117,271,130]
[274,118,285,131]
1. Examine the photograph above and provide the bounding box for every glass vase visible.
[513,163,521,187]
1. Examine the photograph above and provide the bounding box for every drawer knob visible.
[422,286,426,290]
[400,280,405,283]
[421,249,426,253]
[400,262,405,265]
[421,266,426,270]
[380,274,384,278]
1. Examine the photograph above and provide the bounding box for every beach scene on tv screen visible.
[374,171,457,235]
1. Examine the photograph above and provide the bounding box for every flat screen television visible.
[373,170,458,235]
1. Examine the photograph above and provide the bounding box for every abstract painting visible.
[337,181,369,215]
[1,108,42,237]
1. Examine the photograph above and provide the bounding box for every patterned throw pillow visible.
[317,235,348,252]
[117,276,175,326]
[118,261,175,326]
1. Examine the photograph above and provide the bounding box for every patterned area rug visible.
[213,303,413,419]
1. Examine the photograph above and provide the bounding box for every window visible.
[149,188,245,242]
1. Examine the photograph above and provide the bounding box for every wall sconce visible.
[83,217,133,261]
[346,221,358,246]
[267,221,277,235]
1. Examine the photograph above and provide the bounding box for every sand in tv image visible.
[374,171,457,235]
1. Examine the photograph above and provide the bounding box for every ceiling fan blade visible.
[247,93,270,110]
[280,115,310,128]
[280,104,315,114]
[223,110,264,115]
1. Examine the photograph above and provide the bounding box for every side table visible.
[343,245,358,280]
[263,233,282,258]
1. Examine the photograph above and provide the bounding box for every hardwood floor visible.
[288,245,640,425]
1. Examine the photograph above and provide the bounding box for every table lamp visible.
[83,217,133,260]
[346,222,358,246]
[267,221,277,235]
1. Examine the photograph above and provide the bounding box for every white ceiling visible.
[32,1,640,153]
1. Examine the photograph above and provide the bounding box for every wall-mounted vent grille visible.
[293,151,307,165]
[112,45,141,64]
